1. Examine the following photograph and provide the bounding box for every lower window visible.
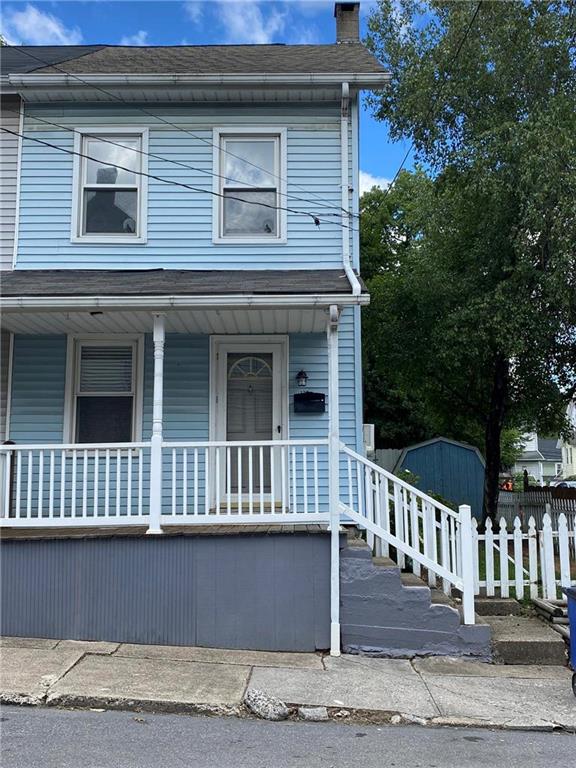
[73,342,138,443]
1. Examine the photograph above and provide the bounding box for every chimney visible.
[334,2,360,43]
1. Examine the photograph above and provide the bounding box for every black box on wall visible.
[294,392,326,414]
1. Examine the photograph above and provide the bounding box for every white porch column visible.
[147,313,165,535]
[327,304,341,656]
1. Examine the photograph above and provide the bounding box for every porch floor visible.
[0,523,329,540]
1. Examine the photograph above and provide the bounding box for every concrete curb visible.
[2,691,573,734]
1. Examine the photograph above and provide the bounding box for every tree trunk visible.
[481,354,509,527]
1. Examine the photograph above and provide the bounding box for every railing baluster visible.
[410,494,421,577]
[237,447,242,515]
[194,448,199,516]
[226,446,231,515]
[259,446,264,514]
[138,448,143,517]
[313,447,319,515]
[364,466,374,549]
[3,452,11,518]
[172,448,177,515]
[49,450,55,519]
[204,447,210,515]
[302,447,308,514]
[485,518,494,597]
[499,517,509,598]
[357,460,364,518]
[26,450,33,518]
[93,449,99,517]
[440,510,450,595]
[104,450,110,518]
[373,472,382,557]
[291,446,297,514]
[82,450,88,519]
[59,451,65,519]
[182,448,187,515]
[215,447,221,515]
[71,451,76,518]
[393,484,405,569]
[16,451,22,518]
[248,447,253,515]
[281,445,287,514]
[347,456,353,510]
[38,450,44,519]
[127,448,132,517]
[381,478,390,557]
[270,446,275,514]
[116,449,121,517]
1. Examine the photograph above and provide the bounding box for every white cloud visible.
[215,0,286,44]
[1,4,83,45]
[359,170,391,195]
[120,30,149,46]
[184,1,203,24]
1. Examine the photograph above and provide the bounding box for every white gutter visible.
[1,292,369,312]
[341,82,361,297]
[8,72,391,88]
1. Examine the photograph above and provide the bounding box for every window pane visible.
[223,190,277,236]
[83,189,137,234]
[76,396,133,443]
[80,346,133,393]
[85,137,139,185]
[224,140,275,187]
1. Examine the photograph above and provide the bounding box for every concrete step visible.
[475,597,522,617]
[485,615,567,666]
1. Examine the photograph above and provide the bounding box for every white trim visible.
[64,334,144,442]
[212,127,287,245]
[4,332,14,441]
[71,126,149,244]
[11,100,23,269]
[10,72,391,88]
[2,293,369,312]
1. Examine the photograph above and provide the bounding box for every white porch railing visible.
[338,444,476,624]
[161,440,329,522]
[0,439,330,527]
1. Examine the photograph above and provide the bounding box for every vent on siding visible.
[79,346,133,393]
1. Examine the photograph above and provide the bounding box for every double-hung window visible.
[214,128,286,243]
[72,340,141,444]
[73,129,148,243]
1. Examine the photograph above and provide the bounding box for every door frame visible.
[209,335,289,506]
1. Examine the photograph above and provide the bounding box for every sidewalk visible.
[1,636,575,732]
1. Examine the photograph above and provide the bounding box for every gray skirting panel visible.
[1,533,331,651]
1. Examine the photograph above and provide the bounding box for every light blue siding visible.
[9,335,67,443]
[17,103,346,270]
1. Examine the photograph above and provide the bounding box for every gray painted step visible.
[484,616,567,666]
[339,543,491,659]
[475,597,522,616]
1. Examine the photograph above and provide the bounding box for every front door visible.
[212,338,287,507]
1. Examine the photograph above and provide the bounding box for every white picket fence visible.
[472,513,576,600]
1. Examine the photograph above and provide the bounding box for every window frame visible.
[212,127,287,245]
[71,127,149,244]
[64,335,144,444]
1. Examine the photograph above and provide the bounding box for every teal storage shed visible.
[394,438,485,519]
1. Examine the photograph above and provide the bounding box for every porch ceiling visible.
[0,306,331,335]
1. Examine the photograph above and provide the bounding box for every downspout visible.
[341,82,361,297]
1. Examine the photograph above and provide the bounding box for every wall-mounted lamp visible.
[296,370,308,388]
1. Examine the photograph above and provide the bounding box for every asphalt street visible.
[1,706,574,768]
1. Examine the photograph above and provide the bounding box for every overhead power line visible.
[10,46,359,220]
[0,126,358,232]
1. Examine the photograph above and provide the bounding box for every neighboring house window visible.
[213,128,286,243]
[72,340,141,443]
[73,129,148,243]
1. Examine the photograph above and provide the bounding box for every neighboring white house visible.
[558,401,576,479]
[512,433,562,485]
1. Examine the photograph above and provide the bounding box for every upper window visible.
[73,129,148,243]
[214,129,286,243]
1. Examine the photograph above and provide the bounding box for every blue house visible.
[0,4,489,658]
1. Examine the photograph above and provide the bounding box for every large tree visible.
[364,1,576,522]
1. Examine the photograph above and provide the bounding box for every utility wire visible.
[10,46,359,220]
[2,105,345,218]
[0,126,358,232]
[381,0,483,197]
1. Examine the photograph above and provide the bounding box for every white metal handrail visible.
[338,444,475,624]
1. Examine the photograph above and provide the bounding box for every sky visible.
[1,0,413,192]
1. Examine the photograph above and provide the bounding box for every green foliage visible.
[395,467,420,486]
[362,1,576,520]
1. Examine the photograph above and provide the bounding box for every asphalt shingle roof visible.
[0,269,365,297]
[2,43,386,76]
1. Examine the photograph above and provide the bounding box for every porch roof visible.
[1,268,366,299]
[1,269,366,335]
